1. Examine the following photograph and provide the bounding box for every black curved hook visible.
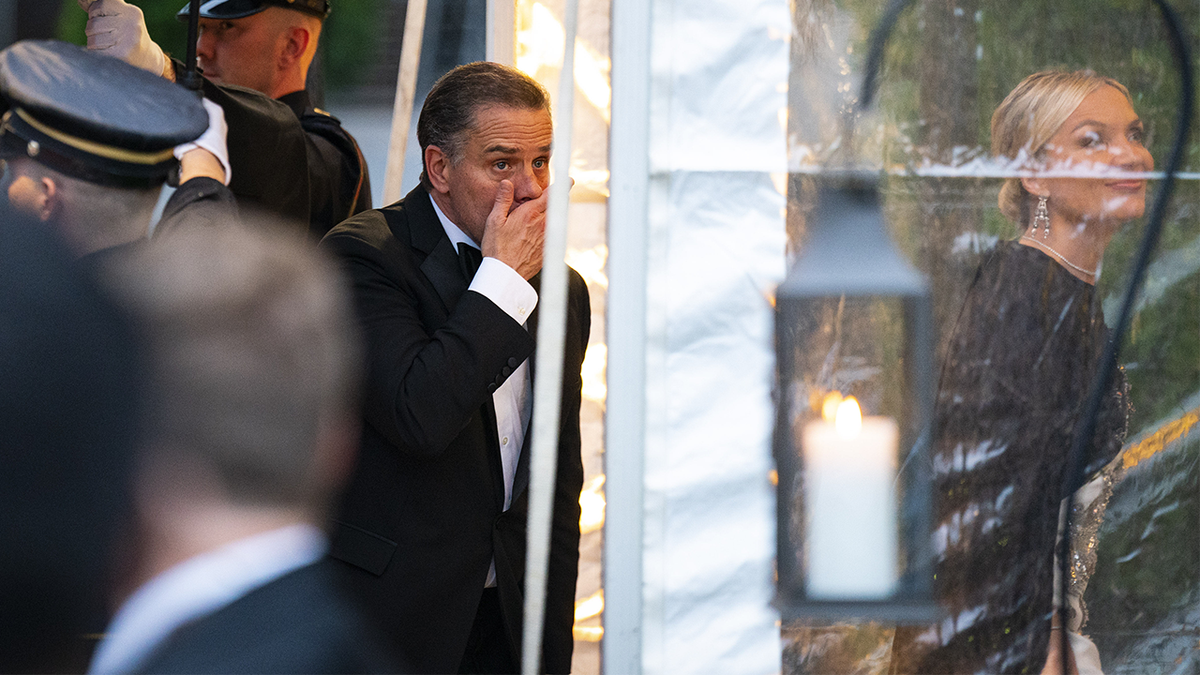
[1057,2,1192,672]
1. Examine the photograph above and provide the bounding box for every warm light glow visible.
[579,474,606,534]
[821,391,843,423]
[574,40,612,122]
[515,3,612,122]
[574,590,604,621]
[516,4,563,77]
[770,172,788,198]
[565,244,609,290]
[580,343,607,405]
[835,396,863,438]
[572,587,603,644]
[570,168,611,197]
[573,625,604,642]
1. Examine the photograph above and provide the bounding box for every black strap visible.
[300,110,369,219]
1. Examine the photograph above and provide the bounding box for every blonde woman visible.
[890,71,1152,674]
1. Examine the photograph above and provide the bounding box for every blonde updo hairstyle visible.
[991,70,1131,225]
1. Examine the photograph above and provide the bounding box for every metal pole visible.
[601,0,651,671]
[383,0,428,204]
[180,0,203,92]
[521,0,578,672]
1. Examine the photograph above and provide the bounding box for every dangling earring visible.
[1034,195,1050,239]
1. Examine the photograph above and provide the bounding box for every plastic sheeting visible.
[640,0,791,673]
[780,1,1200,673]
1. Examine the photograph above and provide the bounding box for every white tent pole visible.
[382,0,428,204]
[602,0,651,671]
[486,0,515,65]
[521,0,579,672]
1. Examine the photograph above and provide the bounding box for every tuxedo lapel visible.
[511,432,532,504]
[526,271,541,381]
[421,236,469,312]
[405,187,508,509]
[401,188,471,313]
[481,399,507,512]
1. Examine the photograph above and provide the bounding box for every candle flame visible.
[835,396,862,438]
[821,391,843,423]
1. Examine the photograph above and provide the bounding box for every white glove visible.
[174,98,232,186]
[78,0,168,77]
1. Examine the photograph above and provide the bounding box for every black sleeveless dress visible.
[891,240,1129,674]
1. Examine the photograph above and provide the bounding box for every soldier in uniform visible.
[78,0,371,237]
[0,39,228,263]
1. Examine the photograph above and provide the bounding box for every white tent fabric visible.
[637,0,789,672]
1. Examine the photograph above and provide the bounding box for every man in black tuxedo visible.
[322,61,590,674]
[88,224,400,674]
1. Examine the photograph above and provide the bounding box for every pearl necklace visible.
[1020,236,1098,277]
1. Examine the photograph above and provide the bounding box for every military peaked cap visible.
[176,0,331,20]
[0,40,208,188]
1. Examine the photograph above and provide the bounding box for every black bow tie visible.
[457,242,483,280]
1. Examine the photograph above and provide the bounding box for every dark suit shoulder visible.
[567,266,592,347]
[567,266,591,304]
[320,206,420,296]
[324,205,402,250]
[194,75,311,228]
[136,561,406,674]
[324,184,439,247]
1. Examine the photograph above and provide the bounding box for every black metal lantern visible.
[774,172,937,621]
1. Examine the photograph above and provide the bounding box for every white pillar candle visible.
[801,397,899,599]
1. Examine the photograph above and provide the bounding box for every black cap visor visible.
[1,110,177,189]
[176,0,330,21]
[0,41,205,188]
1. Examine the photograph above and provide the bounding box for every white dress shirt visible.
[430,198,537,587]
[88,524,327,675]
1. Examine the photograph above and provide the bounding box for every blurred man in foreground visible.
[0,199,143,674]
[89,223,401,674]
[79,0,371,236]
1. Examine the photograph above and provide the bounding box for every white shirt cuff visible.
[469,257,538,325]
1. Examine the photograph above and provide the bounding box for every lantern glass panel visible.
[776,289,932,619]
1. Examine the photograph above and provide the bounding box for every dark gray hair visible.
[417,61,551,190]
[109,222,361,508]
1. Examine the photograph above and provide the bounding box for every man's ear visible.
[425,145,452,194]
[35,176,59,223]
[279,25,310,70]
